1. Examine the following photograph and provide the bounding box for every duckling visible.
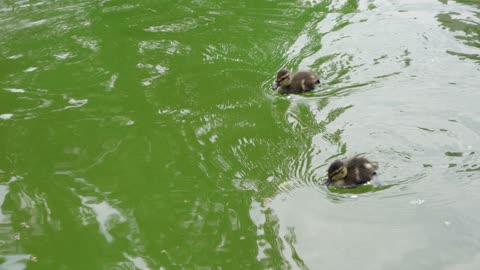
[272,69,321,94]
[325,157,378,188]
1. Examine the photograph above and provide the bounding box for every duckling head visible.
[325,160,348,186]
[272,69,291,90]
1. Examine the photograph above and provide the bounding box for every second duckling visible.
[325,157,378,188]
[272,69,320,94]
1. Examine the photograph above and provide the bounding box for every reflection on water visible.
[1,0,480,269]
[252,0,480,268]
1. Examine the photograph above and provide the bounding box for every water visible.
[1,0,480,269]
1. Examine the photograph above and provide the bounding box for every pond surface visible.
[1,0,480,269]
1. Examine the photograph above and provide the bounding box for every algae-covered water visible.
[1,0,480,269]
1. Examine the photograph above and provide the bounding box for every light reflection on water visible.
[252,0,480,268]
[1,0,480,268]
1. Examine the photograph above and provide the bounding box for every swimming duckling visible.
[272,69,320,94]
[325,157,378,188]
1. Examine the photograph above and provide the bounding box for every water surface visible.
[1,0,480,269]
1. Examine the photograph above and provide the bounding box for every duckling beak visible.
[324,178,332,186]
[272,82,280,90]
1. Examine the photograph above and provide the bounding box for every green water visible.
[1,0,480,269]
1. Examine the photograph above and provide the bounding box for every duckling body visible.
[272,69,320,94]
[325,157,378,188]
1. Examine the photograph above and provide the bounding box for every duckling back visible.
[326,157,378,188]
[345,157,378,186]
[273,69,320,94]
[287,71,320,94]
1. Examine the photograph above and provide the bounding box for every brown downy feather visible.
[326,157,378,188]
[272,69,320,94]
